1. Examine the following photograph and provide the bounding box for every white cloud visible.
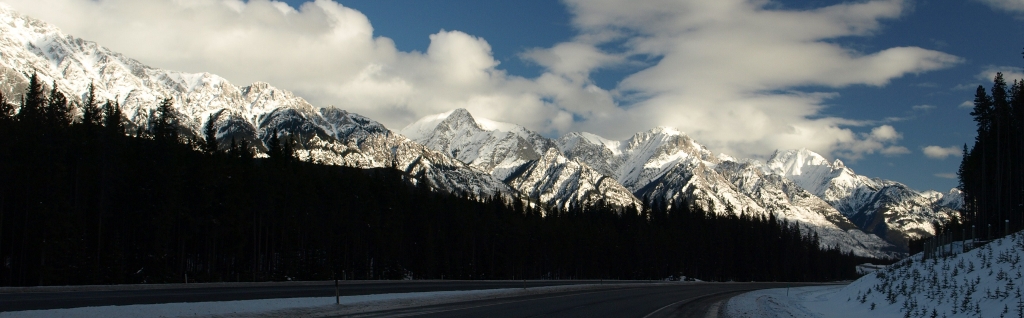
[934,173,957,179]
[833,124,908,160]
[974,0,1024,12]
[0,0,961,161]
[555,0,959,159]
[881,146,911,156]
[870,125,901,141]
[959,100,974,108]
[923,145,962,159]
[912,104,935,111]
[977,66,1024,83]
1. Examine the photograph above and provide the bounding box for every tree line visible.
[0,74,886,286]
[957,50,1024,238]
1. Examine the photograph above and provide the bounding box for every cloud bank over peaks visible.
[1,0,960,162]
[548,0,960,160]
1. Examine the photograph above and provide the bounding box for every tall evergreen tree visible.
[16,73,46,125]
[152,98,178,143]
[203,114,218,154]
[960,67,1024,235]
[45,82,71,129]
[266,129,282,160]
[102,100,123,135]
[81,83,102,126]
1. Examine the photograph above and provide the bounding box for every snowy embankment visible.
[0,283,645,318]
[726,230,1024,318]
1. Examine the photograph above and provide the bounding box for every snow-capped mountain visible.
[0,4,511,198]
[400,109,642,210]
[404,110,901,257]
[557,129,958,253]
[558,127,764,215]
[766,148,961,247]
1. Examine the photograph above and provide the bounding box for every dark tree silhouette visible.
[102,100,123,135]
[16,73,46,126]
[82,83,102,126]
[152,98,178,143]
[203,114,218,154]
[959,53,1024,237]
[44,82,71,128]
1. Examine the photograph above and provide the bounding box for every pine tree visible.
[45,82,71,129]
[102,100,123,135]
[16,73,46,125]
[81,83,102,126]
[203,114,218,154]
[282,134,295,161]
[267,129,282,160]
[152,98,178,143]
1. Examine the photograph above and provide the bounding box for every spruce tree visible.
[45,82,71,129]
[267,129,282,160]
[81,83,102,126]
[152,98,178,143]
[16,73,46,125]
[282,134,295,161]
[102,100,123,135]
[203,114,218,154]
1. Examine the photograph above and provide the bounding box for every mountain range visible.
[0,4,960,258]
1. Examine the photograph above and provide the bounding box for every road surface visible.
[0,280,825,316]
[341,282,806,318]
[0,280,640,312]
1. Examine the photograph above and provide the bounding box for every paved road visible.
[339,282,808,318]
[0,280,647,312]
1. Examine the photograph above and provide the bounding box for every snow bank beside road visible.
[727,230,1024,318]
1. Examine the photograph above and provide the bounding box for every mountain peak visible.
[767,148,830,170]
[399,109,474,141]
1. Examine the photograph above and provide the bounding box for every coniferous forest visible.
[0,75,885,287]
[957,50,1024,238]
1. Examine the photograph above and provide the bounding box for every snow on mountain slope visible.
[557,128,906,257]
[404,109,897,257]
[559,127,750,214]
[0,4,511,198]
[716,160,900,257]
[400,108,554,180]
[766,149,961,248]
[506,148,642,211]
[400,109,641,210]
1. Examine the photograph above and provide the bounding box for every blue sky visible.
[6,0,1024,192]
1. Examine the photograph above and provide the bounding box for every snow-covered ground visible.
[0,283,640,318]
[726,230,1024,318]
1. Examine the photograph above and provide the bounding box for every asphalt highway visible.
[342,282,805,318]
[0,280,645,312]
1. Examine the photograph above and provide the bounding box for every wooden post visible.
[335,278,340,305]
